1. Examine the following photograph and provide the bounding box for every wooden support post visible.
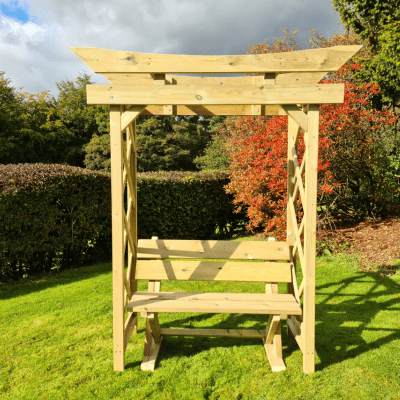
[110,105,125,372]
[265,283,278,294]
[141,274,162,371]
[264,315,285,372]
[303,104,319,374]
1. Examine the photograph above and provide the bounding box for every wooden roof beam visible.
[70,45,362,74]
[86,83,345,105]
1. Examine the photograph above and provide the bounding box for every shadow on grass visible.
[128,271,400,372]
[0,262,112,300]
[314,271,400,371]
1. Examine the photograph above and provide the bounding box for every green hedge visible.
[137,171,246,240]
[0,164,111,281]
[0,166,246,281]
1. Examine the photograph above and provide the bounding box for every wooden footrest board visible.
[127,292,302,315]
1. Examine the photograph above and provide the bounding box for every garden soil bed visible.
[327,217,400,275]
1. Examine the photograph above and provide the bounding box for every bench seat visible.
[127,291,302,315]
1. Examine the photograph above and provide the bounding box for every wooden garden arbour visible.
[71,45,361,374]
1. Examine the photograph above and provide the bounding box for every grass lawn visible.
[0,254,400,399]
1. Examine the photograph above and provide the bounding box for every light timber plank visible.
[298,279,305,298]
[126,120,138,300]
[104,74,255,86]
[264,341,286,372]
[123,214,136,259]
[163,105,173,115]
[124,312,138,350]
[282,105,309,133]
[303,104,319,374]
[110,105,125,372]
[131,292,299,302]
[265,283,279,294]
[135,260,292,283]
[123,270,132,299]
[252,104,262,115]
[287,315,304,353]
[292,147,306,205]
[127,292,302,315]
[264,314,285,372]
[122,146,135,205]
[86,83,345,105]
[137,239,290,260]
[290,262,301,303]
[160,328,266,338]
[289,200,306,272]
[143,104,284,116]
[265,315,281,344]
[121,105,146,132]
[287,116,297,247]
[141,323,163,371]
[103,73,326,87]
[70,45,362,74]
[147,314,161,343]
[276,72,327,86]
[273,321,283,359]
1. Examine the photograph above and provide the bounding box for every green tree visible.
[333,0,400,108]
[85,115,217,172]
[0,72,23,164]
[0,72,58,164]
[44,73,109,166]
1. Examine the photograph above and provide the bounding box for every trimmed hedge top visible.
[0,163,109,194]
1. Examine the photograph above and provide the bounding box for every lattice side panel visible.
[111,105,145,371]
[285,104,319,374]
[122,108,139,350]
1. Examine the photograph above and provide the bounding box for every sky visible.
[0,0,344,96]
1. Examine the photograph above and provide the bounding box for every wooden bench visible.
[127,238,302,371]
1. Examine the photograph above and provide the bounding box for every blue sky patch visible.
[0,1,29,23]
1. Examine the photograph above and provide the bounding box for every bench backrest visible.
[136,239,292,283]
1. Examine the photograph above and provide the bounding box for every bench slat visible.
[127,292,301,315]
[137,240,290,261]
[135,260,292,282]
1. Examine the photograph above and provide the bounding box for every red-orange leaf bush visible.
[224,78,398,240]
[319,78,399,220]
[224,115,333,240]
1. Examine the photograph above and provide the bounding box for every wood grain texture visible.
[127,292,302,315]
[102,72,326,87]
[86,83,345,105]
[135,260,292,282]
[160,328,266,338]
[137,239,290,260]
[70,45,362,74]
[110,105,125,372]
[141,105,284,116]
[303,104,319,374]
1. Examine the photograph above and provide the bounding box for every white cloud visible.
[0,0,343,95]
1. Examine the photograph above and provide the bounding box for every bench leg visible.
[141,313,162,371]
[264,315,286,372]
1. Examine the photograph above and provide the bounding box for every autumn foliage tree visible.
[222,30,398,239]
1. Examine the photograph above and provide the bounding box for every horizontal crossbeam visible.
[135,260,292,282]
[160,328,266,338]
[87,83,345,105]
[127,292,302,315]
[102,72,327,87]
[137,239,290,261]
[71,45,362,74]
